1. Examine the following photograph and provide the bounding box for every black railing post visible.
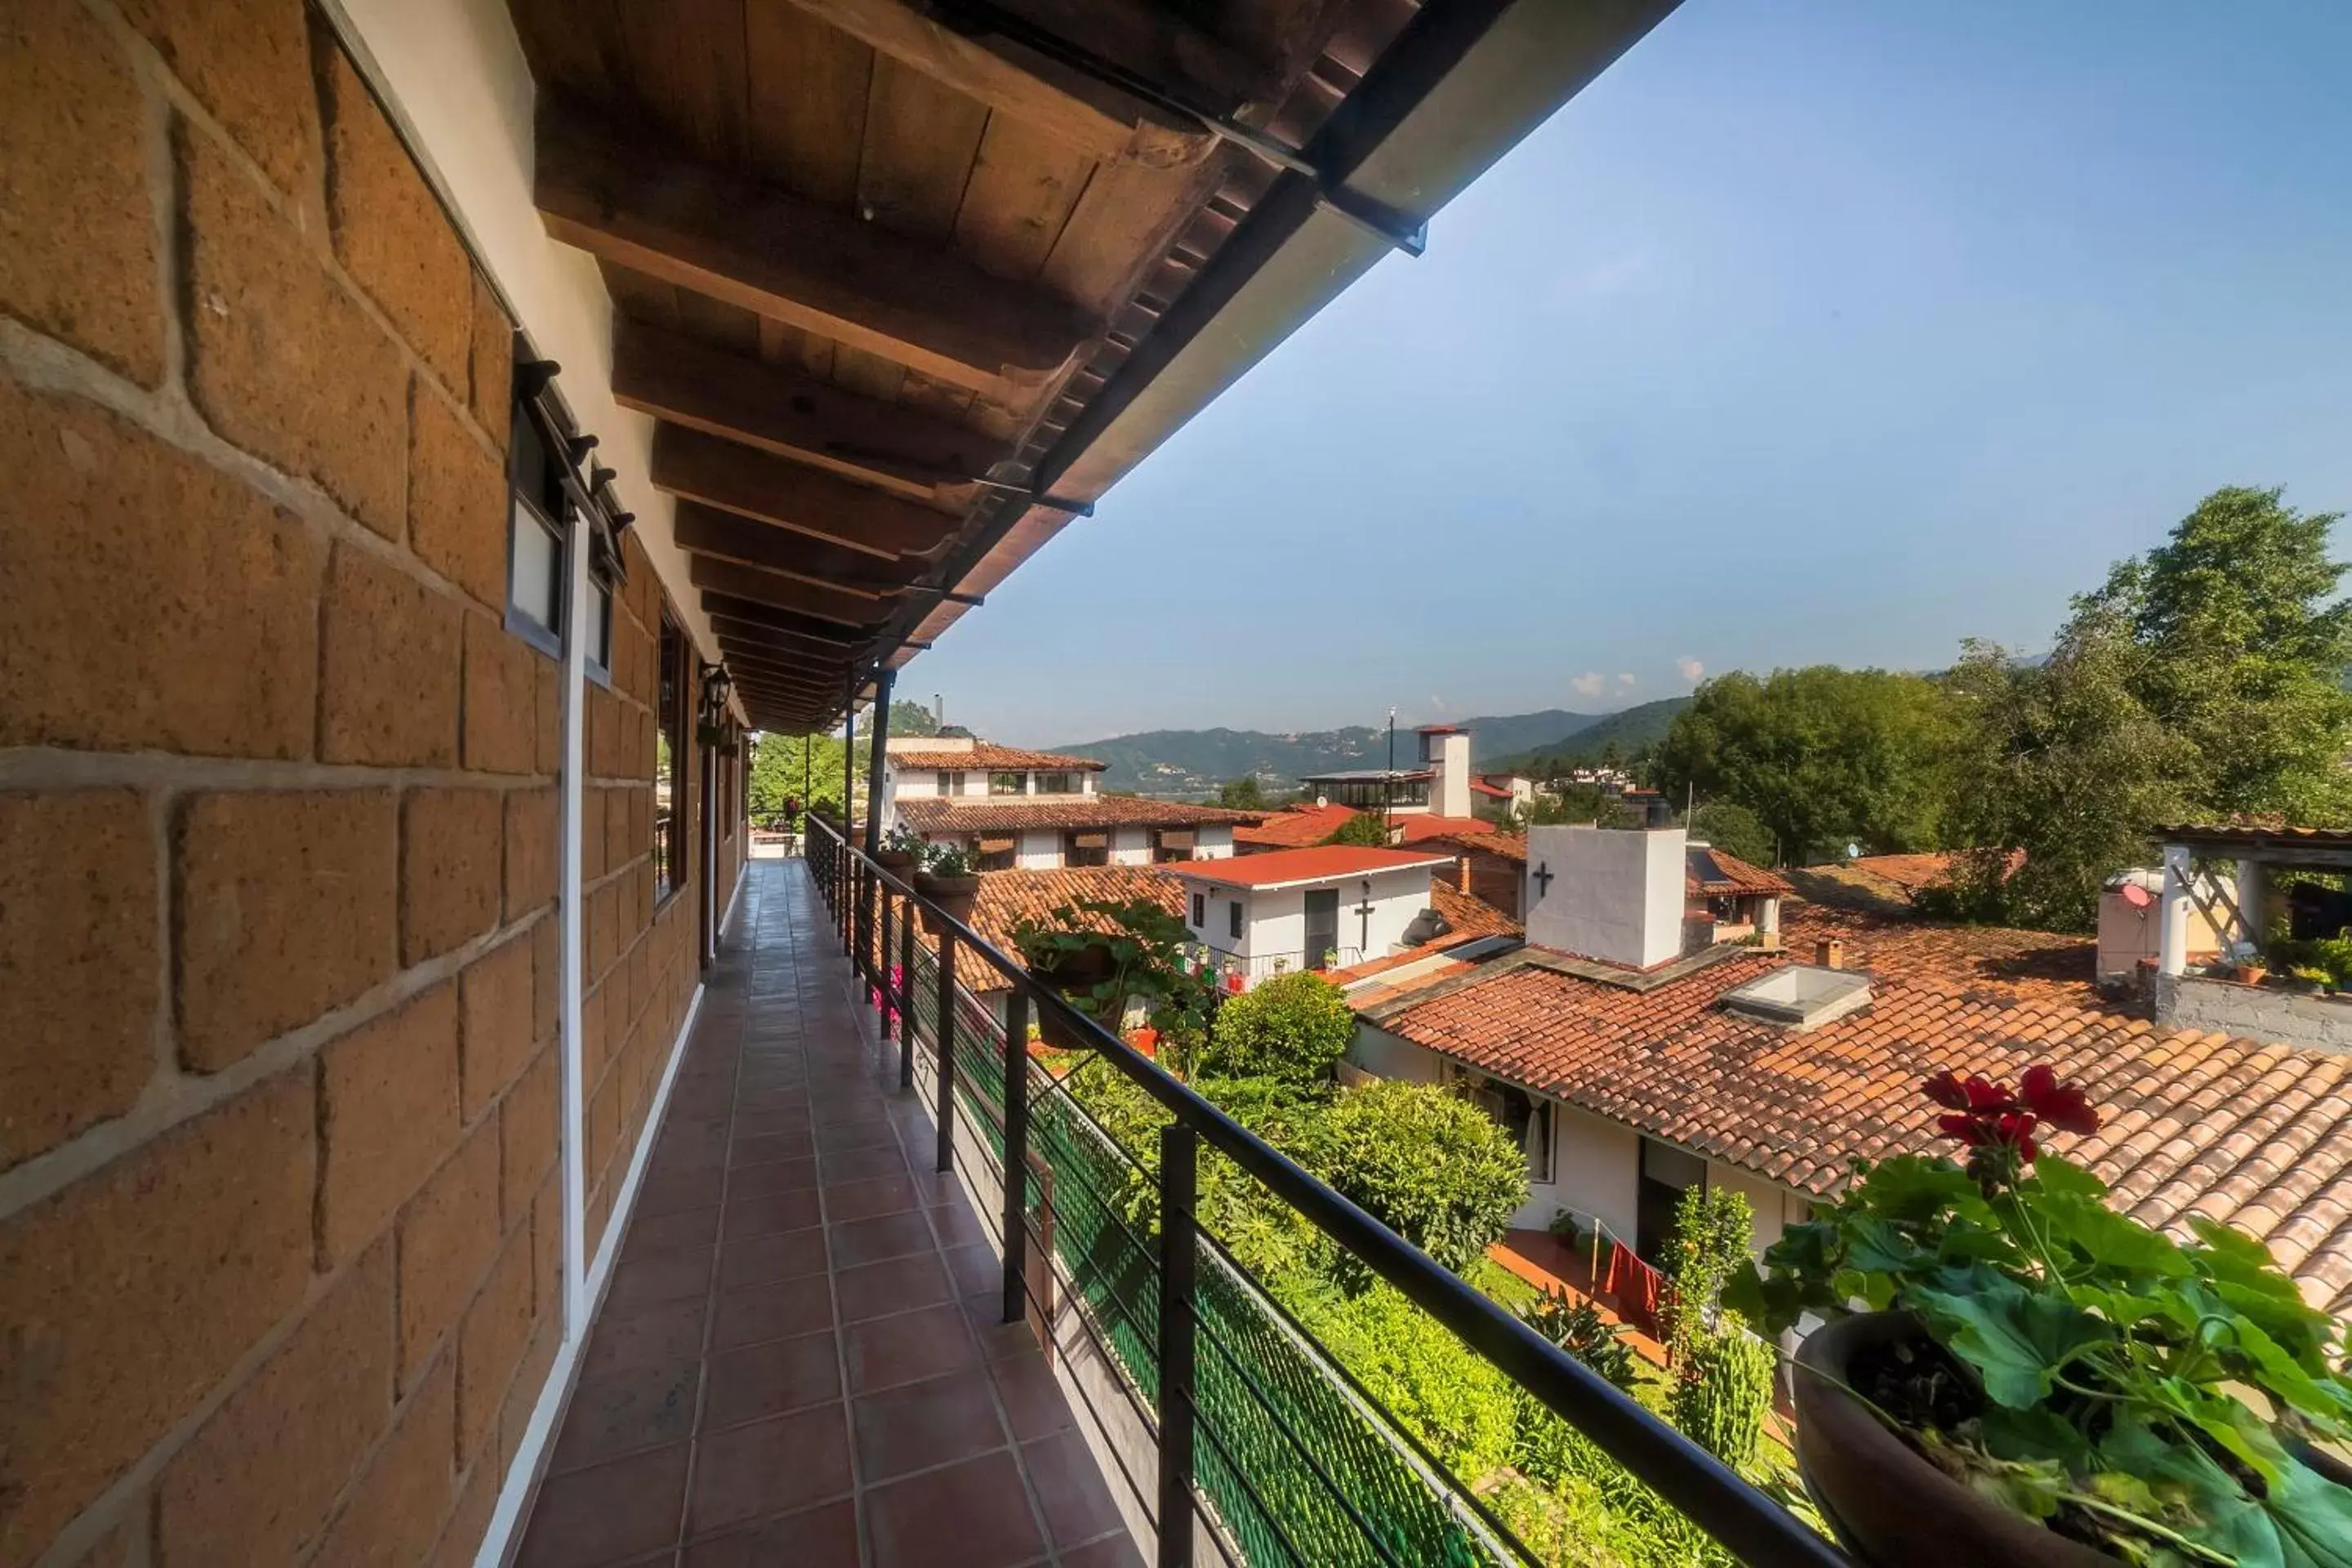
[1001,987,1031,1327]
[898,903,916,1090]
[935,932,957,1174]
[856,860,872,990]
[1157,1123,1198,1568]
[876,882,893,1028]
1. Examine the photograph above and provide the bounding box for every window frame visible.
[1227,899,1243,941]
[1191,892,1205,928]
[988,770,1026,795]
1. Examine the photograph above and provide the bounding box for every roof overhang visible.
[1174,851,1455,893]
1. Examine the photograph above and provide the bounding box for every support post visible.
[935,933,957,1174]
[2159,842,2192,977]
[898,900,917,1090]
[1002,988,1031,1327]
[865,666,894,854]
[2237,858,2267,954]
[1156,1124,1198,1568]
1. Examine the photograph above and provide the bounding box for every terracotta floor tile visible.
[929,1201,990,1250]
[585,1294,709,1376]
[1060,1530,1147,1568]
[827,1209,936,1268]
[822,1173,923,1222]
[990,1352,1076,1443]
[635,1165,727,1219]
[844,1302,979,1393]
[550,1356,703,1475]
[728,1108,808,1139]
[625,1204,721,1257]
[721,1186,824,1241]
[815,1143,908,1183]
[942,1241,1000,1301]
[687,1405,854,1536]
[851,1366,1011,1481]
[724,1156,818,1195]
[702,1330,842,1430]
[835,1251,955,1324]
[1023,1429,1128,1548]
[729,1130,816,1169]
[679,1499,859,1568]
[607,1247,715,1312]
[517,1442,690,1568]
[715,1227,828,1290]
[709,1274,834,1352]
[815,1118,901,1153]
[864,1450,1045,1568]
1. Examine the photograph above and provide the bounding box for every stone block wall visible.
[0,3,710,1563]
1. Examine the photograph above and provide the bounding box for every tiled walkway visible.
[519,858,1141,1567]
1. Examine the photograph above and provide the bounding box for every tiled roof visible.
[1169,846,1454,889]
[1394,814,1499,845]
[1469,779,1514,800]
[1375,902,2352,1311]
[959,866,1187,966]
[1412,826,1528,862]
[1430,880,1519,942]
[885,742,1107,772]
[1234,803,1361,849]
[897,796,1259,833]
[1688,847,1793,898]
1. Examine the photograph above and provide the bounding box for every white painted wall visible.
[1526,825,1686,968]
[1546,1102,1642,1241]
[1015,829,1063,871]
[1111,826,1152,866]
[1349,1023,1447,1085]
[1428,731,1472,818]
[1195,825,1234,859]
[1708,1162,1809,1258]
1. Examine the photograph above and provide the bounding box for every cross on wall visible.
[1532,862,1554,898]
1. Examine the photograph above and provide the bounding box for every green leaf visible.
[1910,1272,2114,1409]
[1976,1405,2100,1474]
[2263,1450,2352,1568]
[2034,1156,2110,1200]
[2230,1317,2352,1425]
[2045,1194,2194,1278]
[1846,1216,1936,1274]
[1855,1155,1997,1227]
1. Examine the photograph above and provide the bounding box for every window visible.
[1227,899,1243,940]
[654,613,686,905]
[1191,892,1205,927]
[1065,831,1108,867]
[506,376,614,682]
[975,835,1015,872]
[1034,772,1076,795]
[989,771,1026,795]
[938,770,967,795]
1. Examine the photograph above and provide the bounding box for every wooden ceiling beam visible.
[706,599,876,648]
[771,0,1220,168]
[613,318,996,497]
[672,501,930,596]
[691,557,894,626]
[653,425,964,563]
[537,105,1097,395]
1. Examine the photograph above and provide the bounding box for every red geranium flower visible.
[2020,1063,2099,1135]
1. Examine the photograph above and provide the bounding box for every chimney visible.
[1524,823,1688,969]
[1423,728,1471,818]
[1816,938,1844,970]
[1645,795,1673,829]
[1457,853,1472,895]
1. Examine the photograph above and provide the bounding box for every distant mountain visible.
[1488,697,1692,773]
[1040,709,1607,797]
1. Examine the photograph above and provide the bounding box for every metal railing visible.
[1182,942,1367,992]
[803,816,1844,1568]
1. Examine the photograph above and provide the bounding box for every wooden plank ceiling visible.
[508,0,1419,733]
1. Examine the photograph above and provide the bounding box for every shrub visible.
[1300,1081,1529,1276]
[1517,1291,1642,1393]
[1301,1285,1519,1481]
[1325,812,1394,847]
[1197,971,1356,1087]
[1658,1186,1752,1353]
[1667,1323,1776,1472]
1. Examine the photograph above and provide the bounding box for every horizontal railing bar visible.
[804,818,1844,1568]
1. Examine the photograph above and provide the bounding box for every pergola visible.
[2150,822,2352,973]
[501,0,1680,735]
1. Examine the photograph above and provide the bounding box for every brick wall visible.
[0,4,707,1563]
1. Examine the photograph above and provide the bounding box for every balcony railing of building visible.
[802,816,1845,1568]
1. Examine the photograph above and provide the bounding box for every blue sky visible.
[909,0,2352,747]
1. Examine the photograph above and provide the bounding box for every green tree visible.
[1302,1285,1521,1480]
[1325,812,1392,846]
[1684,801,1775,866]
[1299,1082,1529,1276]
[1655,666,1957,864]
[747,730,863,827]
[1657,1187,1775,1473]
[1530,783,1638,828]
[2078,485,2352,824]
[1196,971,1356,1086]
[1218,774,1268,808]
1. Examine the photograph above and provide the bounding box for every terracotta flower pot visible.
[875,849,918,881]
[2238,964,2270,986]
[1793,1312,2113,1568]
[912,872,978,935]
[1032,939,1120,1050]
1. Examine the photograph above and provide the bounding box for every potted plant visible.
[911,841,978,934]
[1010,898,1212,1053]
[875,825,924,880]
[1727,1064,2352,1567]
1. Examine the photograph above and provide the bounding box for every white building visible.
[1298,724,1474,817]
[1173,845,1463,990]
[882,736,1254,871]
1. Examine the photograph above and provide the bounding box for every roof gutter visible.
[890,0,1682,661]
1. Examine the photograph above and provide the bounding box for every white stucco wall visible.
[1543,1102,1642,1241]
[1526,825,1686,968]
[1015,830,1063,871]
[1111,826,1152,866]
[1349,1023,1447,1085]
[1195,825,1234,859]
[1708,1162,1809,1258]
